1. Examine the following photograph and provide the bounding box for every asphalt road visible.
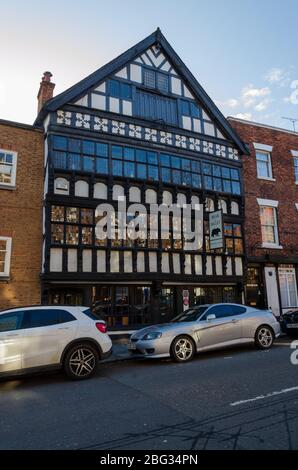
[0,338,298,450]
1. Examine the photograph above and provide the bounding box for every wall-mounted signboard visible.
[209,210,224,250]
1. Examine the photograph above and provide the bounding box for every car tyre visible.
[255,325,274,350]
[170,335,195,363]
[63,343,99,380]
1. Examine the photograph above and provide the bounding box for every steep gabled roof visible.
[35,28,249,155]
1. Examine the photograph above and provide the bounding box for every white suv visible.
[0,306,112,380]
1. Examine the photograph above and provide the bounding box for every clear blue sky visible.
[0,0,297,129]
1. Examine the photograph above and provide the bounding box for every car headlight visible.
[142,331,162,340]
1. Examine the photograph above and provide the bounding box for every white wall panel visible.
[82,250,92,272]
[50,248,62,272]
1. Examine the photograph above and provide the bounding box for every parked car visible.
[0,306,112,380]
[128,303,280,362]
[279,309,298,336]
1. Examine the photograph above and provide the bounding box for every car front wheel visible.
[255,325,274,350]
[63,343,99,380]
[170,336,195,363]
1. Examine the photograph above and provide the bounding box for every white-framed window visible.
[291,151,298,183]
[257,198,280,248]
[253,143,273,180]
[256,150,273,179]
[0,237,12,277]
[0,150,18,188]
[259,205,279,246]
[293,157,298,183]
[278,268,298,308]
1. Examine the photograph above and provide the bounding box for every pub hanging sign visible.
[209,210,224,250]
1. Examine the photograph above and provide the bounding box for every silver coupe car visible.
[128,303,281,362]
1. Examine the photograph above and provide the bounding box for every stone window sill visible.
[0,184,16,191]
[257,177,276,182]
[261,244,283,250]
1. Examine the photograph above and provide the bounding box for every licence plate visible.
[129,342,137,350]
[287,324,298,328]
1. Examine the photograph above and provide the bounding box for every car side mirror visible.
[206,314,216,322]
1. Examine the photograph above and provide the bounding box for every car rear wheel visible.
[63,343,99,380]
[170,336,195,363]
[255,325,274,350]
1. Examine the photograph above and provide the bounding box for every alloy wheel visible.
[174,338,193,361]
[258,327,273,348]
[69,348,96,377]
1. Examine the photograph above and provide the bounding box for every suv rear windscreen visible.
[82,308,102,321]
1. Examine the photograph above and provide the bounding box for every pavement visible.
[0,335,297,450]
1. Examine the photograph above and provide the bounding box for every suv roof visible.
[0,305,89,314]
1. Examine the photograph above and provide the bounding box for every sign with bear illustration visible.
[209,210,224,249]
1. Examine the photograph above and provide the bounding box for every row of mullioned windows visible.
[50,204,244,254]
[52,135,241,195]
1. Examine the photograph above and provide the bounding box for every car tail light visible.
[96,322,107,333]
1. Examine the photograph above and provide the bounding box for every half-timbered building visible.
[35,29,249,328]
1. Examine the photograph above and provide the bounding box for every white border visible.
[257,198,279,207]
[253,142,273,152]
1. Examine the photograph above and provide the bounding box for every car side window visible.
[0,312,24,332]
[231,305,246,315]
[59,310,76,324]
[206,305,235,319]
[199,312,209,321]
[23,309,60,329]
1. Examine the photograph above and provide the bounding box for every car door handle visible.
[6,333,19,337]
[58,327,70,330]
[232,319,239,323]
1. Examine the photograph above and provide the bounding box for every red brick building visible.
[229,117,298,315]
[0,119,44,309]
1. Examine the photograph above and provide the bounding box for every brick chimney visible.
[37,71,55,113]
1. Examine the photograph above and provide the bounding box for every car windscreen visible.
[172,306,209,322]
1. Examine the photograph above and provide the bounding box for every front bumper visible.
[127,339,170,358]
[272,321,281,338]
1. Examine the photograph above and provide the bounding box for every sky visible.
[0,0,297,130]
